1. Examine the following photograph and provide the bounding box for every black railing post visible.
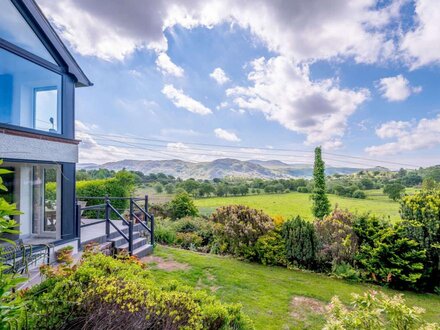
[129,198,134,255]
[105,195,110,238]
[76,200,81,238]
[144,195,149,216]
[151,214,155,247]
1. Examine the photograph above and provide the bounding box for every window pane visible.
[0,47,62,133]
[35,88,59,132]
[32,165,59,234]
[0,162,60,239]
[0,0,56,64]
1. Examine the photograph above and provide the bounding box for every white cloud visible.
[156,52,184,77]
[375,120,412,139]
[226,56,369,148]
[377,75,422,102]
[210,68,230,85]
[162,84,212,115]
[37,0,403,64]
[214,128,241,142]
[365,115,440,155]
[400,0,440,69]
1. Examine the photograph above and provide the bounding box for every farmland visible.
[193,189,411,222]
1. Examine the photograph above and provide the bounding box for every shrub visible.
[173,217,215,248]
[356,221,426,290]
[282,216,317,269]
[167,192,199,220]
[25,253,254,330]
[175,232,203,250]
[324,291,438,330]
[332,262,360,282]
[352,190,366,199]
[154,221,176,245]
[400,189,440,291]
[76,170,135,216]
[255,228,286,266]
[314,209,358,271]
[0,163,26,328]
[297,186,308,193]
[211,205,274,260]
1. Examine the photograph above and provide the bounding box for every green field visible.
[194,190,402,222]
[150,246,440,329]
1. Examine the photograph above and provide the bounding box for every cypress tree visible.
[311,146,331,218]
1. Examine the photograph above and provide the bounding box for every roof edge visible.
[19,0,93,87]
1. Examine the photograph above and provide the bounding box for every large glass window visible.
[0,162,60,239]
[0,0,56,64]
[0,47,62,133]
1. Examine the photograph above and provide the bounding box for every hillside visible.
[79,158,366,180]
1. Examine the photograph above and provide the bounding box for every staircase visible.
[79,196,155,258]
[108,223,153,257]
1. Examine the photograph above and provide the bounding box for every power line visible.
[87,136,410,169]
[86,132,419,168]
[84,132,420,168]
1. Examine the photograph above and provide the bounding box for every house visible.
[0,0,92,251]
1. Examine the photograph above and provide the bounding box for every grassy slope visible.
[195,190,401,221]
[152,246,440,330]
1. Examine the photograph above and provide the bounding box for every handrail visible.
[107,203,130,226]
[77,195,154,255]
[132,213,151,233]
[132,200,153,221]
[78,196,144,201]
[80,204,106,211]
[108,220,129,242]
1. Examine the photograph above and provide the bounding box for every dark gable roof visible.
[17,0,93,87]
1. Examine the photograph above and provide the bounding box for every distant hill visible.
[79,158,368,180]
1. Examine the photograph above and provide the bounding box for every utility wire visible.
[86,132,419,168]
[87,136,411,169]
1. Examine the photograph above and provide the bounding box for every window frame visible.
[33,85,62,134]
[0,0,75,139]
[0,38,71,139]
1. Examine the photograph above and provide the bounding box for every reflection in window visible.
[32,166,58,234]
[0,0,56,63]
[34,88,59,133]
[0,47,61,133]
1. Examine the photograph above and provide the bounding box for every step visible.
[108,232,140,247]
[133,244,153,258]
[115,237,148,252]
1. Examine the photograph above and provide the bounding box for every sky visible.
[36,0,440,169]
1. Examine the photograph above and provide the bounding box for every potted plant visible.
[55,245,74,264]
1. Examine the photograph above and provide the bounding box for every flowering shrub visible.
[324,291,439,330]
[175,232,203,250]
[254,228,286,266]
[25,252,253,330]
[315,209,358,271]
[211,205,274,260]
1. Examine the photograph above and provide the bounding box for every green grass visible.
[151,246,440,330]
[195,190,401,221]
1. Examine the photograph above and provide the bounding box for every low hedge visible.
[24,252,254,330]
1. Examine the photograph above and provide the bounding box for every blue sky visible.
[38,0,440,168]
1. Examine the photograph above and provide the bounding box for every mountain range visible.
[78,159,387,180]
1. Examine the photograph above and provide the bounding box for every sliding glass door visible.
[0,162,61,240]
[32,166,58,235]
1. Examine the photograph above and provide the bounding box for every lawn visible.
[195,190,401,222]
[149,246,440,330]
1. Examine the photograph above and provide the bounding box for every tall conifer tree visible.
[311,146,331,218]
